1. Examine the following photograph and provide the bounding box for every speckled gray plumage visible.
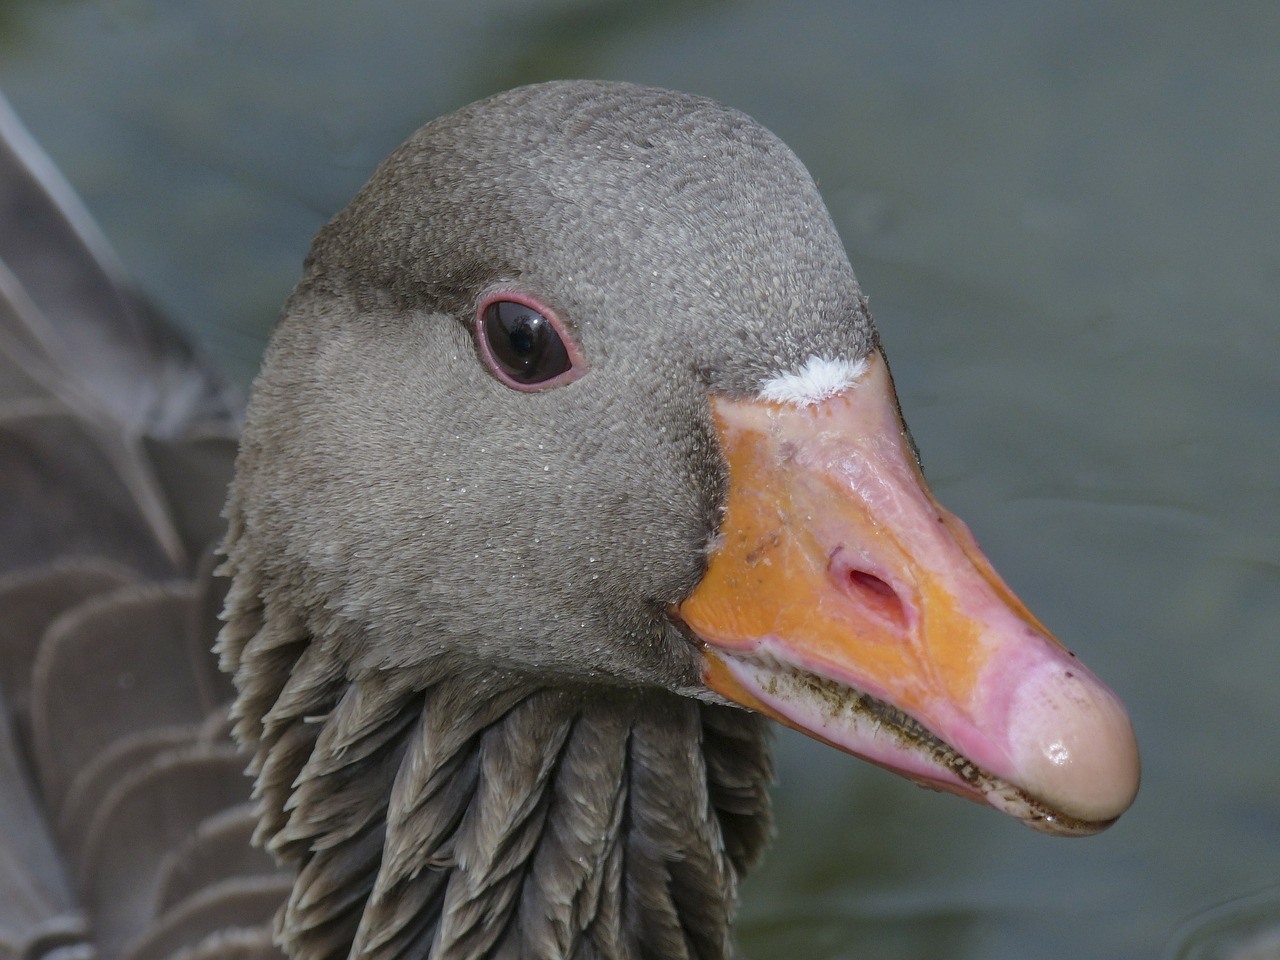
[0,79,881,960]
[224,80,874,692]
[218,630,771,960]
[221,81,863,959]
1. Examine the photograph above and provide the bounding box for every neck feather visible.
[217,571,774,960]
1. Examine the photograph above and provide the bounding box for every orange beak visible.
[677,351,1139,835]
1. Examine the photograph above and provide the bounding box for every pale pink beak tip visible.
[1007,661,1141,825]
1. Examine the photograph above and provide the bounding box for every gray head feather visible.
[220,80,874,959]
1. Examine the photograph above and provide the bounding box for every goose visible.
[0,80,1139,960]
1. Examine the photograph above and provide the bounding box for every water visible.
[2,1,1277,957]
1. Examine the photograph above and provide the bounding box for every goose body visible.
[0,81,1139,960]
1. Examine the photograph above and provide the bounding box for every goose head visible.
[219,80,1139,958]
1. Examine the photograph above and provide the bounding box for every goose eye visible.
[477,296,579,389]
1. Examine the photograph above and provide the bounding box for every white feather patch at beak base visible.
[757,355,869,406]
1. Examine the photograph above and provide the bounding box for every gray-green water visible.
[2,2,1276,957]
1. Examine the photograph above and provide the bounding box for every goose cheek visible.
[675,351,1140,834]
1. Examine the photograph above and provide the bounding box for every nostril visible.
[841,567,907,627]
[847,569,894,599]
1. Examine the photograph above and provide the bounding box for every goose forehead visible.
[451,80,802,176]
[310,123,845,319]
[307,81,878,396]
[375,84,834,250]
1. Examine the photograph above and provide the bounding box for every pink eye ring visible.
[475,292,584,390]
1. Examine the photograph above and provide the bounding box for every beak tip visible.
[1007,663,1141,824]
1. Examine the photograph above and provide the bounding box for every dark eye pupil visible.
[508,323,536,357]
[482,300,572,384]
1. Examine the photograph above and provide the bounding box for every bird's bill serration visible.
[677,351,1140,835]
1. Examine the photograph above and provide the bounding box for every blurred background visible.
[1,1,1276,957]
